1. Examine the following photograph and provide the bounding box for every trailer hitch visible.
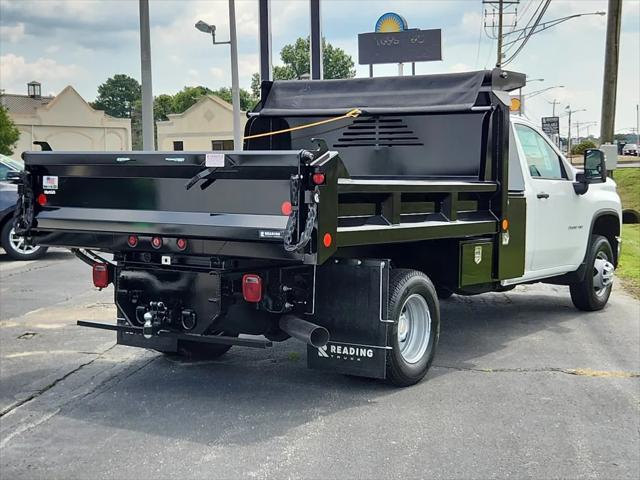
[141,302,169,339]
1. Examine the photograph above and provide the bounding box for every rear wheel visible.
[1,222,48,261]
[386,269,440,387]
[570,235,615,311]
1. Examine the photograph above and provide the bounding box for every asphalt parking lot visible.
[1,251,639,479]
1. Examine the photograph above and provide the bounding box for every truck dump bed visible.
[17,69,526,271]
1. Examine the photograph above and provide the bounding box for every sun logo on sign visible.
[375,12,408,33]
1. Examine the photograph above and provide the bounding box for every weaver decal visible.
[318,343,375,361]
[259,230,284,239]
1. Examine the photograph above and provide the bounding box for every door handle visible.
[537,192,550,199]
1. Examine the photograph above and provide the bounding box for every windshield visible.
[0,155,24,171]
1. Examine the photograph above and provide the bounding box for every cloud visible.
[0,54,85,94]
[0,22,25,43]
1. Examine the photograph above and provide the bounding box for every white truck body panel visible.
[504,117,622,285]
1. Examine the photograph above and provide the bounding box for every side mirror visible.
[574,149,606,195]
[5,170,22,184]
[584,149,606,183]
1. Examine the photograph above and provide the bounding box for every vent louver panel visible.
[334,117,423,148]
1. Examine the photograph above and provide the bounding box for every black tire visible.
[1,221,48,261]
[570,235,615,311]
[386,269,440,387]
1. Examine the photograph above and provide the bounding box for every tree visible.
[0,105,20,156]
[154,94,174,122]
[571,139,598,156]
[250,37,355,95]
[250,73,261,100]
[211,87,258,111]
[92,74,141,118]
[277,37,355,81]
[171,86,212,113]
[169,86,257,114]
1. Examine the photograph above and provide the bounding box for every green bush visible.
[571,139,598,156]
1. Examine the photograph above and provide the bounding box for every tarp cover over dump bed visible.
[258,71,487,115]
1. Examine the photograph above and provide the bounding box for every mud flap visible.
[307,259,391,379]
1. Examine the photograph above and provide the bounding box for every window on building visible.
[212,140,234,151]
[173,141,184,151]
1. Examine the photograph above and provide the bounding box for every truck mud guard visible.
[307,258,391,379]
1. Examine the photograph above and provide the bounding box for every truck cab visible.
[508,117,621,286]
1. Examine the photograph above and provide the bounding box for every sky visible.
[0,0,638,137]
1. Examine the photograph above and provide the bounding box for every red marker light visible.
[242,274,263,303]
[312,172,326,185]
[323,233,332,248]
[151,236,162,249]
[281,201,293,216]
[127,235,138,247]
[92,263,111,289]
[176,238,187,251]
[37,193,47,206]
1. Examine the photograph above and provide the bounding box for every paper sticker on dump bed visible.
[205,153,225,167]
[42,176,58,190]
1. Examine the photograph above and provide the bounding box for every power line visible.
[503,0,551,66]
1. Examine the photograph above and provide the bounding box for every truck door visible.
[513,123,585,272]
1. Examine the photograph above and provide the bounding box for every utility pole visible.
[599,0,622,144]
[496,0,504,67]
[549,99,560,116]
[567,108,572,154]
[636,104,640,147]
[228,0,242,150]
[483,0,518,68]
[139,0,154,151]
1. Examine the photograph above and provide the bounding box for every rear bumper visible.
[78,320,273,350]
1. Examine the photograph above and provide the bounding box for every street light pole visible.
[139,0,154,151]
[195,2,242,152]
[228,0,242,150]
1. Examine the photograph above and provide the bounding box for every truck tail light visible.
[312,172,325,185]
[92,263,111,289]
[127,235,138,247]
[37,193,47,206]
[242,274,263,303]
[281,201,293,216]
[151,236,162,249]
[176,238,187,251]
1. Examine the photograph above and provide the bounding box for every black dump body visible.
[15,68,528,379]
[18,69,525,274]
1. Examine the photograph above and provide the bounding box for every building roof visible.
[0,94,55,115]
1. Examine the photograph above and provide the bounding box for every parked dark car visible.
[0,154,48,260]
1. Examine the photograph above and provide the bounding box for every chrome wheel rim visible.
[8,228,40,255]
[397,293,431,364]
[593,250,614,297]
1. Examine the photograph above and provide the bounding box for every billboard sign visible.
[358,29,442,65]
[542,116,560,135]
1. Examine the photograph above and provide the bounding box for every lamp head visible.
[195,20,214,34]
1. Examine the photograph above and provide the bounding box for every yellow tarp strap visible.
[244,108,362,140]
